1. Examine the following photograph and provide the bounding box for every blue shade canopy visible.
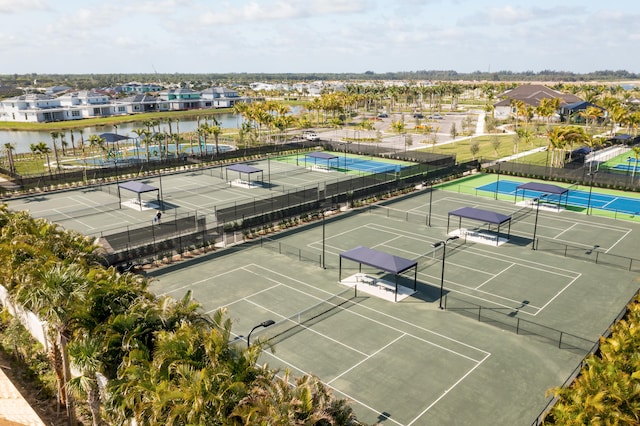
[306,152,339,160]
[448,207,511,225]
[227,164,262,174]
[99,132,130,143]
[118,181,158,193]
[516,182,569,195]
[340,246,417,274]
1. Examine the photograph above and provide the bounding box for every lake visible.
[2,113,245,154]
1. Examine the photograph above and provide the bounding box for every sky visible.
[0,0,639,75]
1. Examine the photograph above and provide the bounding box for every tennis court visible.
[294,152,409,173]
[476,178,640,215]
[3,157,356,237]
[7,162,640,424]
[147,184,640,425]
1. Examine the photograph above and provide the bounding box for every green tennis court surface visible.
[6,164,640,425]
[147,185,640,425]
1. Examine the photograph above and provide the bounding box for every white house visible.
[200,86,251,108]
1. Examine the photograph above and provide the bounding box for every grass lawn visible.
[418,134,548,163]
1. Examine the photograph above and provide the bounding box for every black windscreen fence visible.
[215,187,318,224]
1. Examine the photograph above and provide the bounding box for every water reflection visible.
[2,113,244,154]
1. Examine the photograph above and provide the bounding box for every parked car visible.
[302,131,319,141]
[413,113,424,119]
[377,113,389,118]
[428,114,444,120]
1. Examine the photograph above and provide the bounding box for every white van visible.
[303,131,319,141]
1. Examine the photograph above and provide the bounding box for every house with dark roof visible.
[200,86,251,108]
[559,101,606,123]
[115,94,159,113]
[494,84,583,121]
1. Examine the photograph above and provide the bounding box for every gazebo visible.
[339,246,418,302]
[117,181,161,211]
[447,207,512,246]
[305,152,339,171]
[226,164,263,187]
[514,182,569,208]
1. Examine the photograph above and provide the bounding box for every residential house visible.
[200,86,251,108]
[157,88,201,110]
[493,84,583,121]
[120,82,164,93]
[0,94,66,122]
[115,94,159,114]
[559,101,606,124]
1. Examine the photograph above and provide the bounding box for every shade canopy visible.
[225,164,264,186]
[117,181,161,211]
[100,132,130,143]
[118,181,158,193]
[227,164,262,174]
[514,182,570,208]
[447,207,512,246]
[340,246,417,274]
[448,207,510,225]
[306,152,339,160]
[339,246,418,302]
[516,182,568,195]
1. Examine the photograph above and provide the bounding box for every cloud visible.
[197,0,368,26]
[0,0,47,14]
[460,5,576,27]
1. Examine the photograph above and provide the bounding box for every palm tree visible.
[13,263,89,424]
[132,128,151,163]
[35,142,53,176]
[88,135,107,162]
[50,131,62,171]
[29,143,39,160]
[3,142,16,174]
[196,122,212,157]
[68,334,104,426]
[631,145,640,181]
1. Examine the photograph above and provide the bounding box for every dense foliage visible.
[0,204,359,425]
[544,294,640,424]
[0,69,638,94]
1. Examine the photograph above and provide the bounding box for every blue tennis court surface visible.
[478,179,640,214]
[299,154,403,173]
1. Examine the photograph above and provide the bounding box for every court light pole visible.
[495,161,503,200]
[531,194,547,250]
[586,171,598,215]
[428,181,433,227]
[432,236,459,309]
[247,320,275,348]
[322,210,326,269]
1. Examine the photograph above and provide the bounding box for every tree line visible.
[0,204,360,425]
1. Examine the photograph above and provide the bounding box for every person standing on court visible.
[155,211,162,224]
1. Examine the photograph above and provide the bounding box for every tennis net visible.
[251,286,357,346]
[510,203,533,223]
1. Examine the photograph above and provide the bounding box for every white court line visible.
[606,229,632,253]
[302,220,579,316]
[242,298,369,356]
[407,351,491,426]
[249,265,489,359]
[475,264,514,290]
[261,350,405,426]
[327,334,406,385]
[534,274,582,315]
[155,265,247,296]
[418,270,542,312]
[445,288,540,315]
[206,283,281,313]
